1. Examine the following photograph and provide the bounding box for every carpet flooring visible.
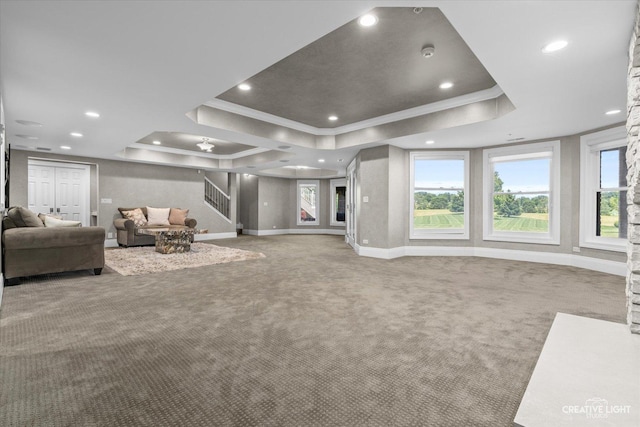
[0,235,626,426]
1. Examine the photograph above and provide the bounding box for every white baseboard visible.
[243,229,345,237]
[195,232,237,241]
[105,239,118,248]
[356,245,626,276]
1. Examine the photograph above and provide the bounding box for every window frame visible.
[409,150,470,240]
[296,179,320,226]
[579,126,627,252]
[483,141,561,245]
[329,178,346,227]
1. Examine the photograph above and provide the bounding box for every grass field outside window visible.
[414,209,622,235]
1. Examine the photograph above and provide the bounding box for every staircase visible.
[204,176,232,222]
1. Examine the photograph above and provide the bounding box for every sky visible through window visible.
[494,158,549,193]
[414,158,552,193]
[600,149,623,189]
[414,160,463,189]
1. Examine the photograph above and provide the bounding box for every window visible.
[580,127,627,252]
[330,178,346,226]
[483,141,561,244]
[410,151,469,239]
[297,180,319,226]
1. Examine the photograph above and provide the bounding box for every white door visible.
[55,166,85,221]
[28,160,90,225]
[28,164,56,215]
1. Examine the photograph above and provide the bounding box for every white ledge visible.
[354,245,625,276]
[514,313,640,426]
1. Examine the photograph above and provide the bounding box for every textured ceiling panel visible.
[216,7,496,128]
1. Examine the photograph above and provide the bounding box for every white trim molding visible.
[579,126,627,253]
[355,245,625,276]
[410,150,470,240]
[194,232,237,241]
[205,85,504,137]
[297,180,320,226]
[330,178,347,227]
[483,140,561,245]
[243,228,345,236]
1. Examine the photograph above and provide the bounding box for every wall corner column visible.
[626,1,640,334]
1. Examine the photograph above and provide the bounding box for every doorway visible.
[346,159,357,247]
[28,159,90,226]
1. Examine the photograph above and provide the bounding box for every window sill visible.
[579,240,626,253]
[411,232,469,240]
[483,234,559,246]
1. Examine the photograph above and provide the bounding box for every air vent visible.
[507,137,526,142]
[36,147,52,151]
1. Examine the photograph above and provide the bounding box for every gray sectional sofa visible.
[113,206,197,247]
[2,207,105,285]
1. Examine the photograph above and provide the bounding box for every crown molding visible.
[204,85,505,137]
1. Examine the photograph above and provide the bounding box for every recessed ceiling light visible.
[425,140,435,145]
[542,40,568,54]
[318,159,325,163]
[328,115,338,121]
[439,82,454,89]
[605,109,621,115]
[70,132,83,137]
[152,140,162,145]
[238,83,251,91]
[60,145,71,150]
[85,111,100,118]
[15,134,38,140]
[358,14,378,27]
[16,120,42,127]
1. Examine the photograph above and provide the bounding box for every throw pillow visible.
[146,206,170,226]
[7,206,44,228]
[121,208,148,227]
[44,216,82,228]
[169,208,189,226]
[38,213,63,225]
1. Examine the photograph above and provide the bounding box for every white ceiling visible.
[0,1,634,178]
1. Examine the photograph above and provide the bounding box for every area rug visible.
[104,242,265,276]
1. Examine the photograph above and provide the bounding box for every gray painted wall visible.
[388,145,407,248]
[258,176,290,231]
[9,150,235,236]
[357,146,390,248]
[242,176,346,233]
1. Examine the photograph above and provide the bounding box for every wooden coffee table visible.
[137,228,208,254]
